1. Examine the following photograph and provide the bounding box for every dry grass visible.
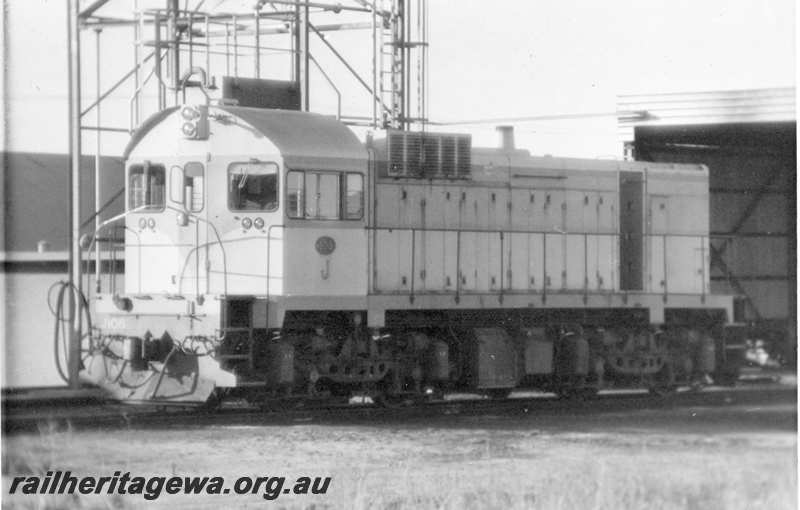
[2,404,796,509]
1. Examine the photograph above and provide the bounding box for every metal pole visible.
[188,13,194,71]
[254,8,261,78]
[402,0,409,130]
[67,0,82,389]
[205,16,210,79]
[371,3,377,127]
[233,15,238,76]
[94,28,102,292]
[298,2,309,110]
[133,1,140,126]
[169,0,180,104]
[154,11,164,109]
[291,4,296,83]
[225,22,230,76]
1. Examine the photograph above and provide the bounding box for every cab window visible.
[286,170,364,220]
[129,162,165,211]
[228,162,278,211]
[306,172,340,220]
[170,162,205,212]
[344,173,364,219]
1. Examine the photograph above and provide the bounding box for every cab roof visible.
[123,106,367,169]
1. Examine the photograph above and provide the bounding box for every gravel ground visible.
[2,400,796,509]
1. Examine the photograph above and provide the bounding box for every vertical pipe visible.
[94,28,102,292]
[225,22,230,76]
[133,0,141,127]
[293,3,300,87]
[422,0,428,125]
[204,16,210,80]
[415,0,421,127]
[290,5,296,82]
[296,2,309,111]
[403,0,410,129]
[169,0,180,104]
[398,0,405,129]
[67,0,82,389]
[371,3,377,127]
[188,13,193,72]
[154,12,164,109]
[233,15,238,76]
[254,9,260,78]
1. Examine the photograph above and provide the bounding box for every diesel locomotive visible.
[79,104,739,404]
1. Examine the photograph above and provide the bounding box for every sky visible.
[2,0,796,158]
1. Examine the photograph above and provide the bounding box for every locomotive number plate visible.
[315,236,336,255]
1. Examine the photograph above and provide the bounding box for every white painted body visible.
[124,106,368,304]
[118,106,719,331]
[370,149,710,298]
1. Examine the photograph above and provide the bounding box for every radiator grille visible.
[386,130,471,178]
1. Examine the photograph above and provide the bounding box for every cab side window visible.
[286,170,364,220]
[306,173,340,220]
[344,173,364,220]
[287,171,304,219]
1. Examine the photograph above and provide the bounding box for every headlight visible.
[253,217,265,230]
[147,218,156,229]
[242,217,253,229]
[138,218,147,229]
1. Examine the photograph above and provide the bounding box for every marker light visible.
[253,217,265,230]
[180,105,209,140]
[138,218,147,229]
[181,122,197,138]
[147,218,156,229]
[241,217,253,230]
[181,106,200,120]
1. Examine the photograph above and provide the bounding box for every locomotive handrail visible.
[84,206,148,297]
[168,205,229,300]
[128,50,169,133]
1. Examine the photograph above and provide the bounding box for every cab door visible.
[125,160,179,294]
[168,160,208,296]
[210,159,280,296]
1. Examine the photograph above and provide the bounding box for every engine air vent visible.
[385,130,471,179]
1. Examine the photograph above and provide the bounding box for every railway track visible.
[3,383,795,434]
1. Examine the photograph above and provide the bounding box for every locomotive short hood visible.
[123,105,367,169]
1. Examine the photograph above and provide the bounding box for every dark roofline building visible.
[618,87,796,364]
